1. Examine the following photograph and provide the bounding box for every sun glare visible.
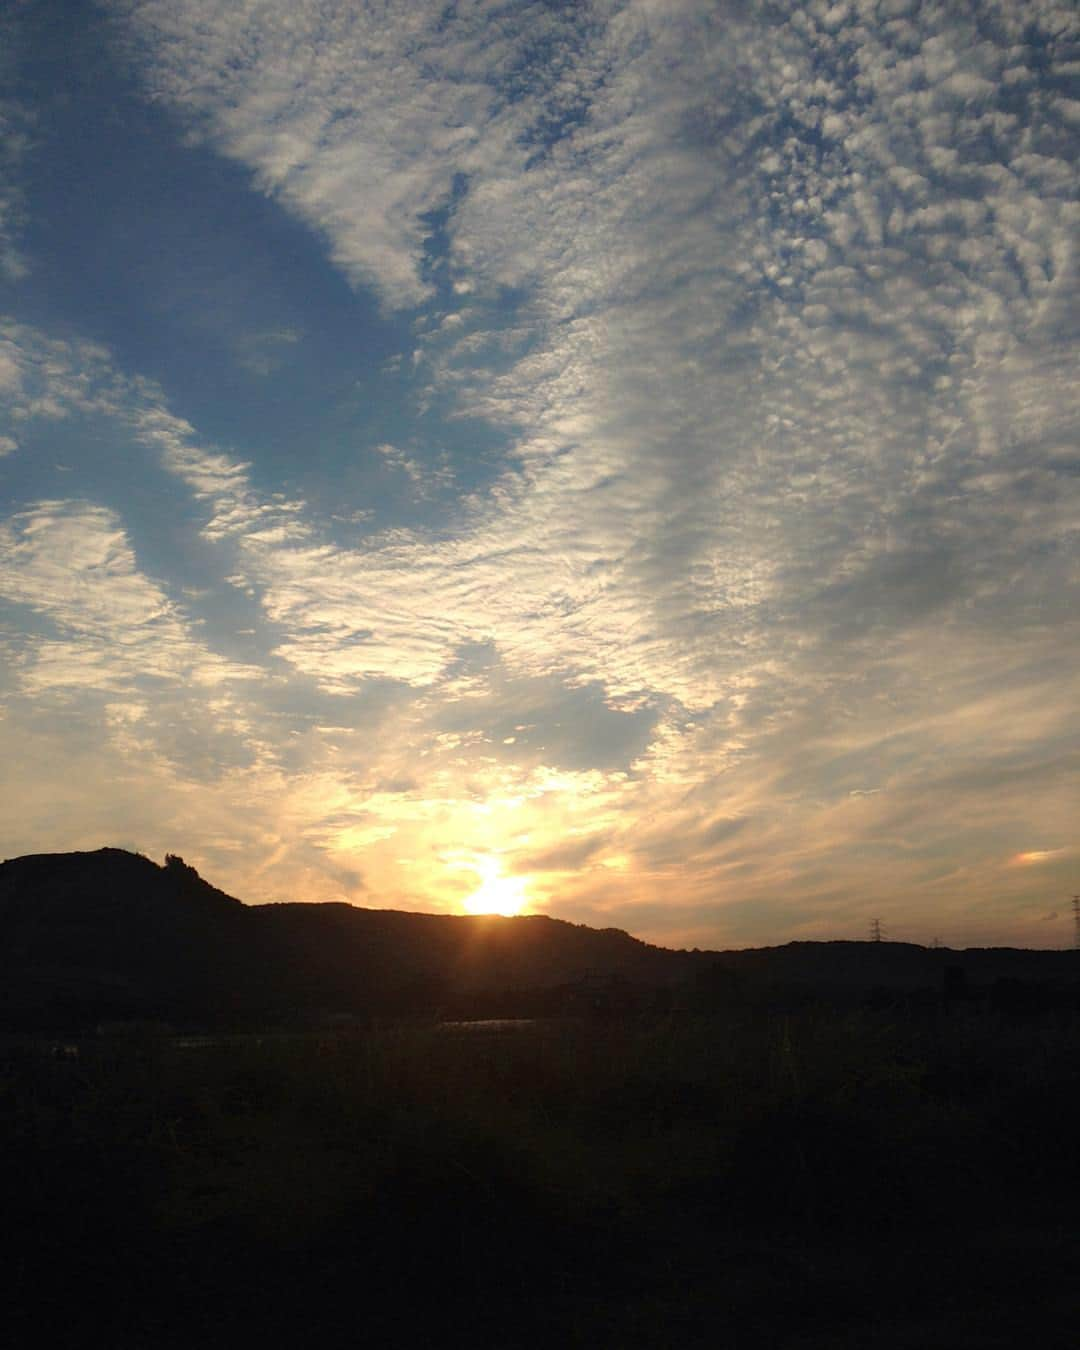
[462,859,529,917]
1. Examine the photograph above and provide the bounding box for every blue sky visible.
[1,0,1077,947]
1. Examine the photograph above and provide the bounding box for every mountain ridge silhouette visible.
[2,848,1077,1029]
[0,848,694,1027]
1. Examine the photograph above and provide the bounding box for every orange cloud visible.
[1010,848,1068,867]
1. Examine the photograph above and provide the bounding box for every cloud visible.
[0,319,130,423]
[373,441,454,497]
[233,326,303,377]
[121,2,1078,935]
[0,498,259,694]
[0,2,1075,943]
[115,0,538,308]
[516,831,612,875]
[1011,848,1073,867]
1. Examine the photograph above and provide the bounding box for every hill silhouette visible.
[0,848,696,1028]
[2,848,1076,1029]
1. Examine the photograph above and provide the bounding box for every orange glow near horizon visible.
[461,857,530,917]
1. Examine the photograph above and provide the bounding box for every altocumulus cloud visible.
[0,0,1076,946]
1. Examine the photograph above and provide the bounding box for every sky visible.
[0,0,1077,950]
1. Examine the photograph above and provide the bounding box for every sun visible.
[462,859,529,917]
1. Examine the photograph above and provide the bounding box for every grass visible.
[4,1006,1080,1347]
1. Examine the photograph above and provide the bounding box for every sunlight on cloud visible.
[0,1,1076,943]
[0,500,258,693]
[1011,849,1070,868]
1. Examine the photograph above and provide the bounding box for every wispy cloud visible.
[0,319,126,423]
[0,2,1075,943]
[0,498,259,693]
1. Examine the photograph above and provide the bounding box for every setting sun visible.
[461,859,529,917]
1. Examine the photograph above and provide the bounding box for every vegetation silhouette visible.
[3,849,1080,1346]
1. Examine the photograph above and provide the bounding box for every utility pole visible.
[870,918,884,943]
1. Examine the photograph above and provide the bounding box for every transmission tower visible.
[870,918,884,943]
[1072,895,1080,951]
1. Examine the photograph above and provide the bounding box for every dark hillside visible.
[0,849,696,1028]
[252,903,696,1014]
[709,939,1080,996]
[0,849,251,1027]
[2,849,1077,1029]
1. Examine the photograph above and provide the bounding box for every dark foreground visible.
[5,1008,1080,1348]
